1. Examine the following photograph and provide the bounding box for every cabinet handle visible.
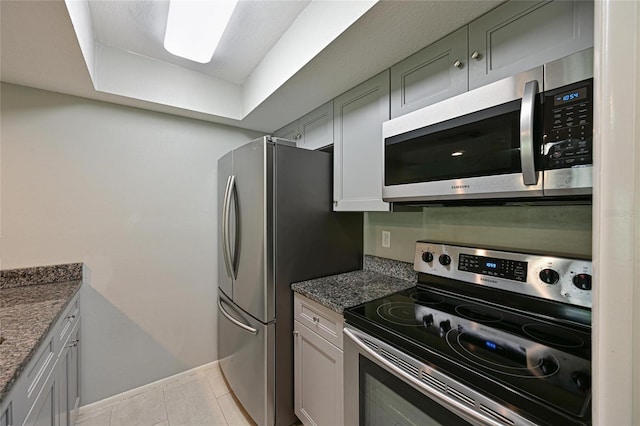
[66,314,76,320]
[453,60,463,68]
[471,51,481,60]
[67,339,79,348]
[312,316,320,323]
[293,331,299,337]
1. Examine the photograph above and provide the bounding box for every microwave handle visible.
[520,80,539,185]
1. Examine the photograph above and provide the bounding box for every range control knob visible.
[439,320,452,337]
[571,371,591,392]
[439,254,452,266]
[422,314,434,327]
[539,357,558,375]
[572,274,592,291]
[422,251,434,263]
[539,268,560,285]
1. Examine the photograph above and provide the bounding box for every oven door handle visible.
[520,80,539,186]
[343,328,515,426]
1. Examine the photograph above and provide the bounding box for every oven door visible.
[344,327,538,426]
[382,67,544,202]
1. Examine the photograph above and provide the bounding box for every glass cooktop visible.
[344,285,592,425]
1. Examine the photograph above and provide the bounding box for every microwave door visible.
[382,68,544,202]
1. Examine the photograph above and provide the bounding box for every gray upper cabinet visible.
[390,27,468,118]
[298,101,333,150]
[273,120,299,142]
[333,70,390,212]
[274,101,333,150]
[468,0,594,90]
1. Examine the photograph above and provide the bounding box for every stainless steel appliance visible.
[217,136,362,426]
[344,241,592,425]
[383,48,593,203]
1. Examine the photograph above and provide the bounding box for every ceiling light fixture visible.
[164,0,238,64]
[451,151,464,157]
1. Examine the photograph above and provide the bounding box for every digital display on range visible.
[459,332,527,366]
[554,87,588,106]
[458,253,527,282]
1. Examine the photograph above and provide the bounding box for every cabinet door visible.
[469,0,594,90]
[298,101,333,151]
[68,327,80,425]
[294,320,343,426]
[59,326,80,426]
[333,70,390,211]
[273,120,300,142]
[391,26,468,118]
[23,379,56,426]
[0,404,10,426]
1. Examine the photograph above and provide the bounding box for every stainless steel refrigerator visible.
[217,136,362,426]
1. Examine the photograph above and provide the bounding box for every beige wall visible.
[0,83,263,404]
[365,205,592,263]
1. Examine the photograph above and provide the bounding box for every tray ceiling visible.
[1,0,503,132]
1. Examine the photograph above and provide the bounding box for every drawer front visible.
[294,294,344,350]
[56,293,80,348]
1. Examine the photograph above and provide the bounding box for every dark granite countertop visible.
[292,256,417,314]
[0,264,82,405]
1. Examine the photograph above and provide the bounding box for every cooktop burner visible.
[376,302,422,326]
[344,285,592,424]
[455,304,503,323]
[523,323,586,348]
[408,290,445,304]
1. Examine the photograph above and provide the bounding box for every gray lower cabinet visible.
[1,404,11,426]
[23,380,55,426]
[333,70,390,212]
[274,101,333,150]
[293,294,344,426]
[390,26,469,118]
[1,293,81,426]
[468,0,594,90]
[59,325,80,426]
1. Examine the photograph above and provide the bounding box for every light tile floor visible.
[76,363,256,426]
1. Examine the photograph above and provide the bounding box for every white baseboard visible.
[78,360,220,414]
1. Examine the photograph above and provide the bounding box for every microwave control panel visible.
[542,79,593,170]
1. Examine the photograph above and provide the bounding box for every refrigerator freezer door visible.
[228,138,274,322]
[218,292,274,426]
[218,150,233,298]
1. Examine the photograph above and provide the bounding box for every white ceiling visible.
[0,0,504,133]
[88,0,311,85]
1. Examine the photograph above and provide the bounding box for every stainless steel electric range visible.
[343,241,592,426]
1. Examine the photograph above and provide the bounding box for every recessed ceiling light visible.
[164,0,238,64]
[451,151,464,157]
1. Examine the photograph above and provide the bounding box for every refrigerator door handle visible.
[229,175,240,279]
[222,175,234,279]
[218,296,258,335]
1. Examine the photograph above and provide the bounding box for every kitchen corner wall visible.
[365,205,592,262]
[0,83,263,404]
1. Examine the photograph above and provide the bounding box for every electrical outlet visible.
[382,231,391,248]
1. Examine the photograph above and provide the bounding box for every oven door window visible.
[385,100,528,186]
[359,356,472,426]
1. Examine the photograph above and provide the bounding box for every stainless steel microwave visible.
[382,48,593,203]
